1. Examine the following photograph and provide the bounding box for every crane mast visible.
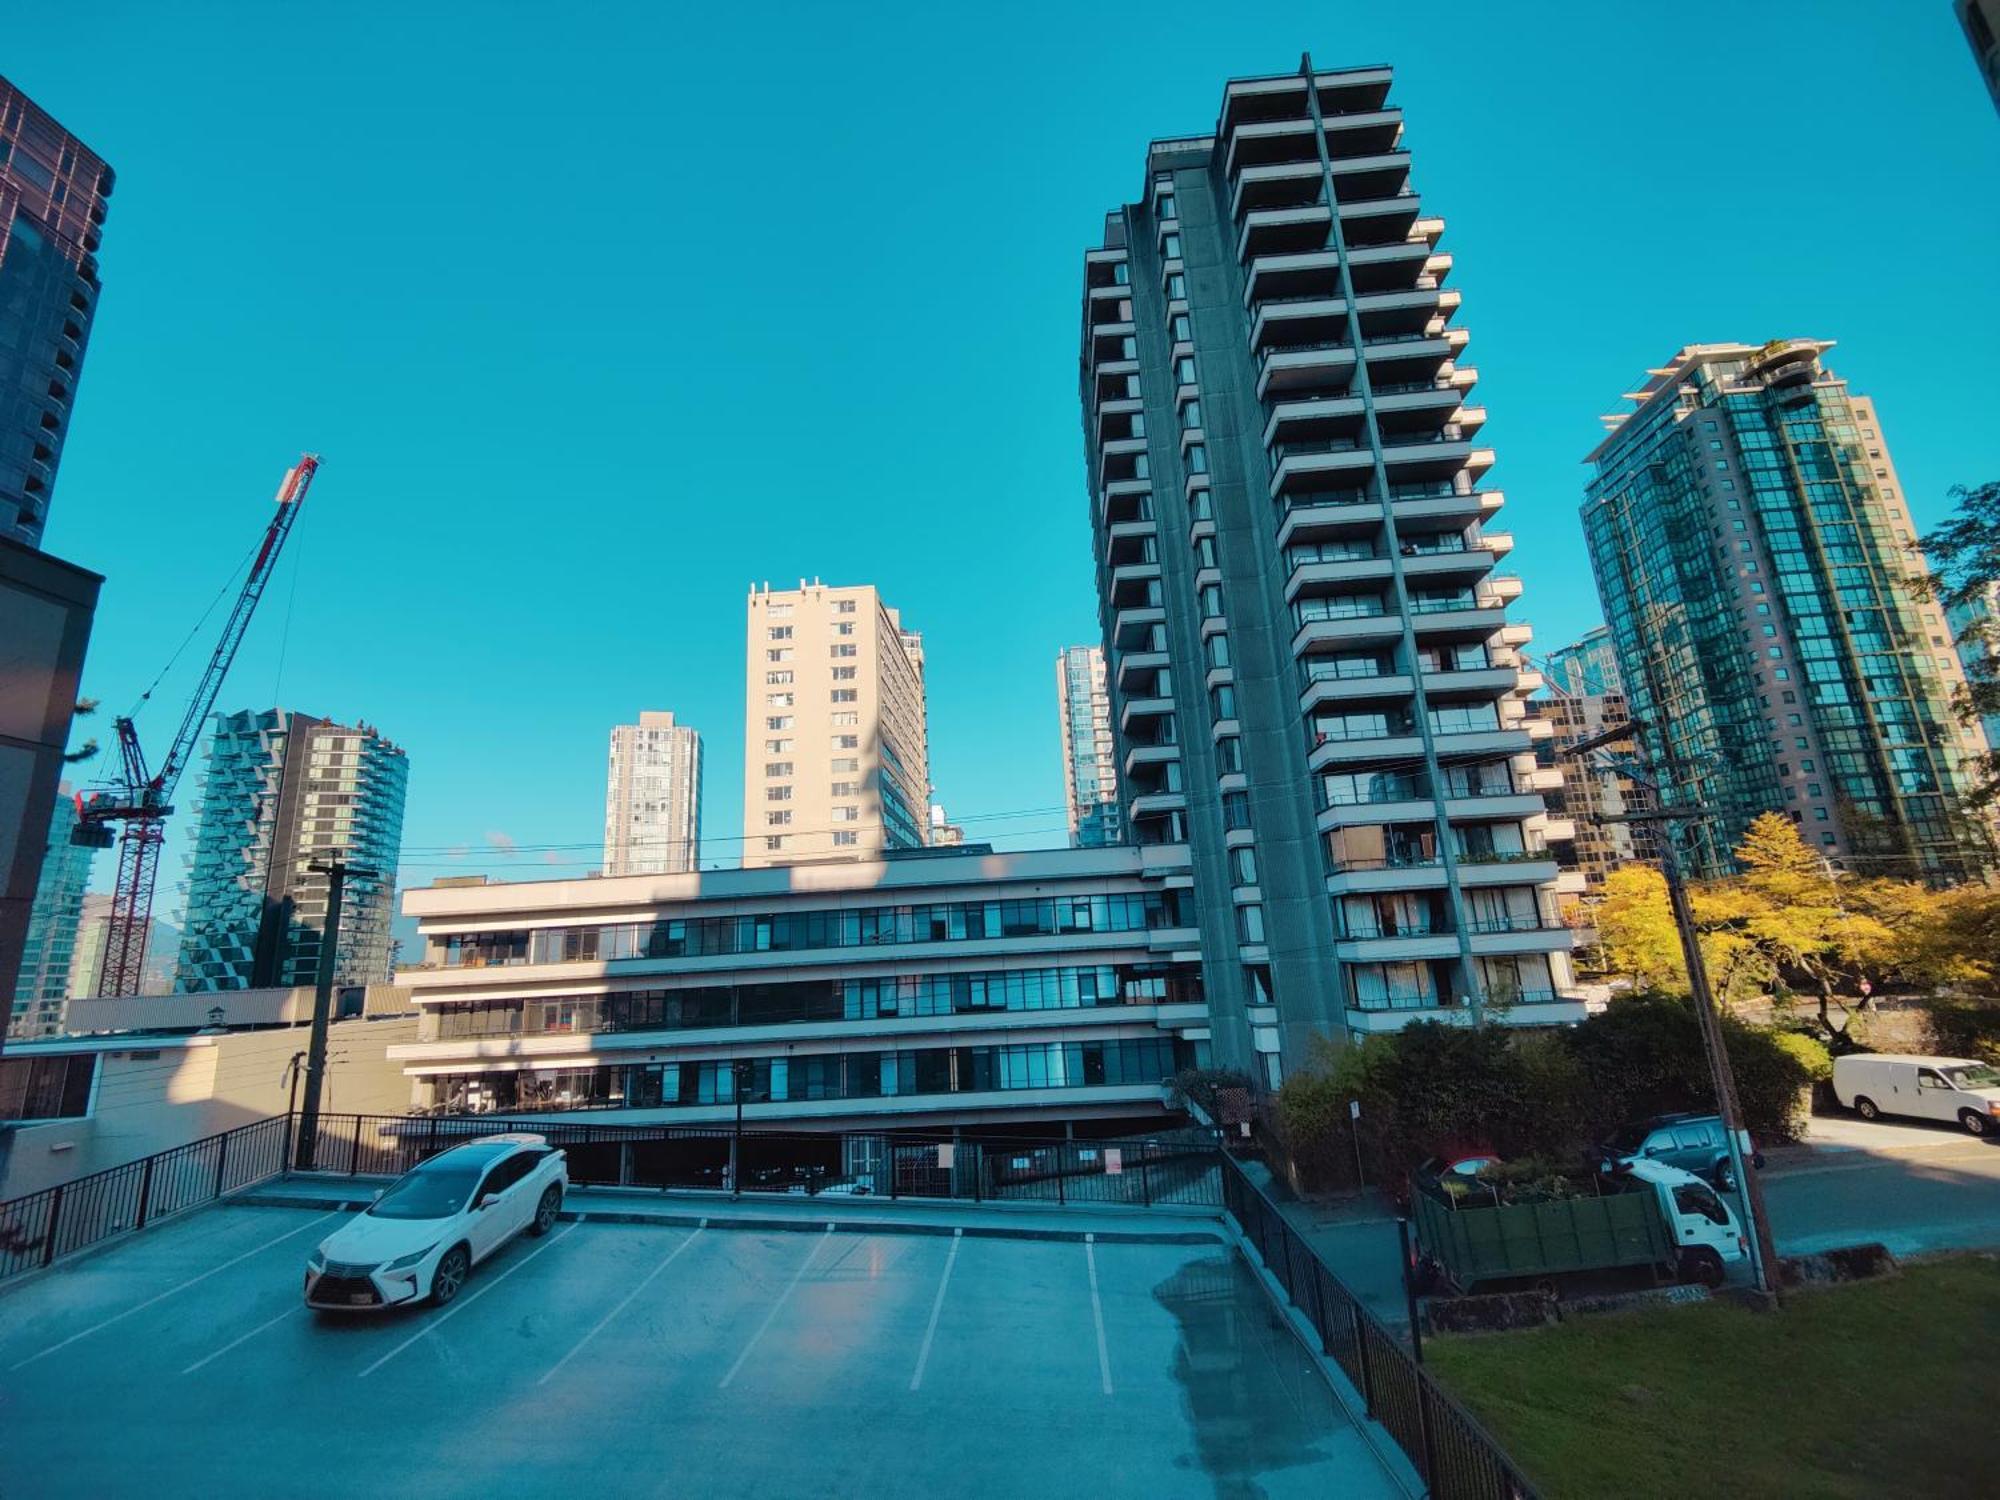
[75,455,320,997]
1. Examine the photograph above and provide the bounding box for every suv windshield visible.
[368,1166,481,1220]
[1943,1064,2000,1090]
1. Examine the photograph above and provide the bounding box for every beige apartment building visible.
[741,582,931,868]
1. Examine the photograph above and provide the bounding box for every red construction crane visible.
[73,454,321,996]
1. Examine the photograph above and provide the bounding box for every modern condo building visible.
[603,710,702,876]
[1079,62,1582,1081]
[175,710,409,992]
[1057,645,1122,847]
[742,582,930,868]
[0,78,112,549]
[8,788,95,1039]
[1583,342,1991,882]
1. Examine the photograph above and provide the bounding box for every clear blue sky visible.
[11,2,1997,920]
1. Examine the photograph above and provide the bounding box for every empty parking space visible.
[0,1204,1397,1499]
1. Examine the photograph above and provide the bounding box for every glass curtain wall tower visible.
[1079,62,1581,1082]
[0,78,112,548]
[1583,342,1991,882]
[1057,646,1122,847]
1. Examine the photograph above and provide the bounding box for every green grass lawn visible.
[1427,1256,1999,1499]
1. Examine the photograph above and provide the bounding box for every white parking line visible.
[717,1225,835,1390]
[182,1305,303,1376]
[8,1212,338,1372]
[1084,1238,1113,1396]
[908,1231,961,1392]
[536,1228,705,1387]
[356,1223,578,1380]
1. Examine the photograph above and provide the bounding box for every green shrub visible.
[1921,995,2000,1064]
[1770,1029,1833,1084]
[1166,1066,1252,1119]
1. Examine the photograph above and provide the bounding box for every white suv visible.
[305,1134,567,1312]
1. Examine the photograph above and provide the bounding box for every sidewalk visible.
[237,1173,1229,1246]
[1234,1158,1412,1326]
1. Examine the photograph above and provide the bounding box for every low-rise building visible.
[392,846,1208,1149]
[0,984,417,1198]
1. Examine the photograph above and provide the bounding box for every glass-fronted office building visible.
[1582,341,1992,881]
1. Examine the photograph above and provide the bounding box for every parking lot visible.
[0,1202,1396,1500]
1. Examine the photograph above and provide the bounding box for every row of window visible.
[423,1037,1192,1114]
[432,892,1177,969]
[427,963,1205,1039]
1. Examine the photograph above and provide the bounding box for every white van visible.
[1832,1053,2000,1136]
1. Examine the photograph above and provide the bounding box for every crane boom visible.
[75,454,321,997]
[152,455,319,803]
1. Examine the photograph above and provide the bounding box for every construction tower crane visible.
[72,454,321,996]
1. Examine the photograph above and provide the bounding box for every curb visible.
[229,1193,1225,1247]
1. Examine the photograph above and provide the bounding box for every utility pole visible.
[1566,722,1782,1297]
[293,858,376,1171]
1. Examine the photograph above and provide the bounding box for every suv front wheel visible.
[531,1184,562,1236]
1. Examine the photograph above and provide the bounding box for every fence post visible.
[888,1144,899,1200]
[213,1131,232,1199]
[279,1110,295,1177]
[971,1144,982,1204]
[1414,1373,1441,1490]
[1056,1151,1066,1206]
[348,1119,363,1176]
[42,1185,64,1268]
[1140,1154,1153,1207]
[134,1156,156,1230]
[1352,1305,1376,1417]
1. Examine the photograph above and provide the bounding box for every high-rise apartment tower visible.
[8,788,94,1038]
[0,78,113,549]
[603,711,702,876]
[742,583,929,868]
[174,709,409,991]
[1056,645,1122,847]
[1583,341,1991,882]
[1080,62,1581,1082]
[1539,626,1624,698]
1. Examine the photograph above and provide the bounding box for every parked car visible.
[304,1134,566,1312]
[1832,1054,2000,1136]
[1600,1113,1764,1191]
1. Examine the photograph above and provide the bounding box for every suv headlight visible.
[382,1244,438,1272]
[306,1248,326,1272]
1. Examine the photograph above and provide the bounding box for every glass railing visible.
[1301,657,1391,683]
[1277,488,1374,511]
[1296,600,1389,626]
[1340,920,1450,940]
[1407,593,1481,615]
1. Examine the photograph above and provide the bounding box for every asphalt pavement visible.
[0,1200,1402,1500]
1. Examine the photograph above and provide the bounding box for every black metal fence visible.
[0,1114,293,1286]
[1220,1154,1539,1500]
[302,1112,1224,1210]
